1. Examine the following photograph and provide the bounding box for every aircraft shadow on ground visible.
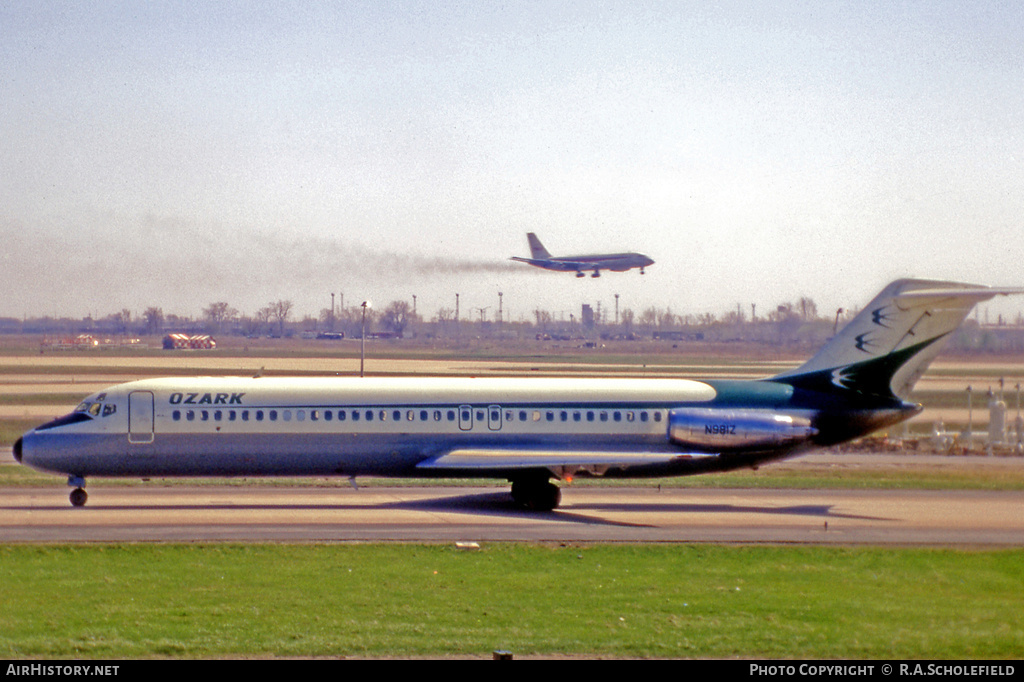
[1,490,892,524]
[567,501,891,522]
[378,490,892,523]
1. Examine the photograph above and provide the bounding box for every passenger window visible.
[187,411,195,421]
[587,411,595,422]
[519,410,528,422]
[434,410,442,421]
[640,412,649,422]
[201,411,209,421]
[242,411,249,421]
[283,410,291,422]
[173,410,181,421]
[256,410,264,421]
[366,410,374,421]
[393,410,402,422]
[269,410,278,421]
[654,412,662,422]
[573,411,581,422]
[214,411,222,421]
[447,410,456,421]
[325,410,333,421]
[420,410,429,421]
[311,410,318,421]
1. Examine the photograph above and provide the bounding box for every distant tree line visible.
[8,294,1024,353]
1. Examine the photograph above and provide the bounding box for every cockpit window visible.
[74,401,117,418]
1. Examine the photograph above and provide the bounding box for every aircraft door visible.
[128,391,155,444]
[458,405,473,431]
[487,405,502,431]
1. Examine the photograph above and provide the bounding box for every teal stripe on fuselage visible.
[701,380,795,408]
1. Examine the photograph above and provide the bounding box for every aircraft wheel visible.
[69,488,88,507]
[510,479,561,511]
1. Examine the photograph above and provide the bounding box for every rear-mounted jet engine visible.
[668,407,817,451]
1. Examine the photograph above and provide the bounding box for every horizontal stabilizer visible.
[773,279,1024,398]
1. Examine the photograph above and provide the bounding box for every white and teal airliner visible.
[15,279,1021,510]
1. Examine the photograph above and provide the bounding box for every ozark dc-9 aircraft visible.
[14,279,1023,510]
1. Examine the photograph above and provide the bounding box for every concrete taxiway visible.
[2,484,1022,546]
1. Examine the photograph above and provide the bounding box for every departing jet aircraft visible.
[511,232,653,277]
[14,279,1023,510]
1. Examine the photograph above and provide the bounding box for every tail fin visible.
[772,279,1023,399]
[526,233,552,260]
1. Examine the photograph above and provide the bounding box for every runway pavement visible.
[2,484,1022,546]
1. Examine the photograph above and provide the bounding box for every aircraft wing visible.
[510,256,578,271]
[416,449,717,474]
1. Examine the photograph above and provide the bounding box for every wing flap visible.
[417,449,717,471]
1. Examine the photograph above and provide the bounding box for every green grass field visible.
[1,543,1021,659]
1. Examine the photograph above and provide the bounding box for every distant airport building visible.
[582,304,595,329]
[163,334,217,350]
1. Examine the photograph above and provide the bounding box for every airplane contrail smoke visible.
[389,254,526,276]
[2,214,539,317]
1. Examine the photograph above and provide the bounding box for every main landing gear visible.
[68,475,87,507]
[510,477,561,511]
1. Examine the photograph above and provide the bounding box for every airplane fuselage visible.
[510,234,654,277]
[516,253,653,270]
[15,375,912,484]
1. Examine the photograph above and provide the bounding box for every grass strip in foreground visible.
[1,543,1021,659]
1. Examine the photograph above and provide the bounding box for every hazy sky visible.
[3,1,1023,324]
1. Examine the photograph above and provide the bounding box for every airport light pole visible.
[360,301,370,377]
